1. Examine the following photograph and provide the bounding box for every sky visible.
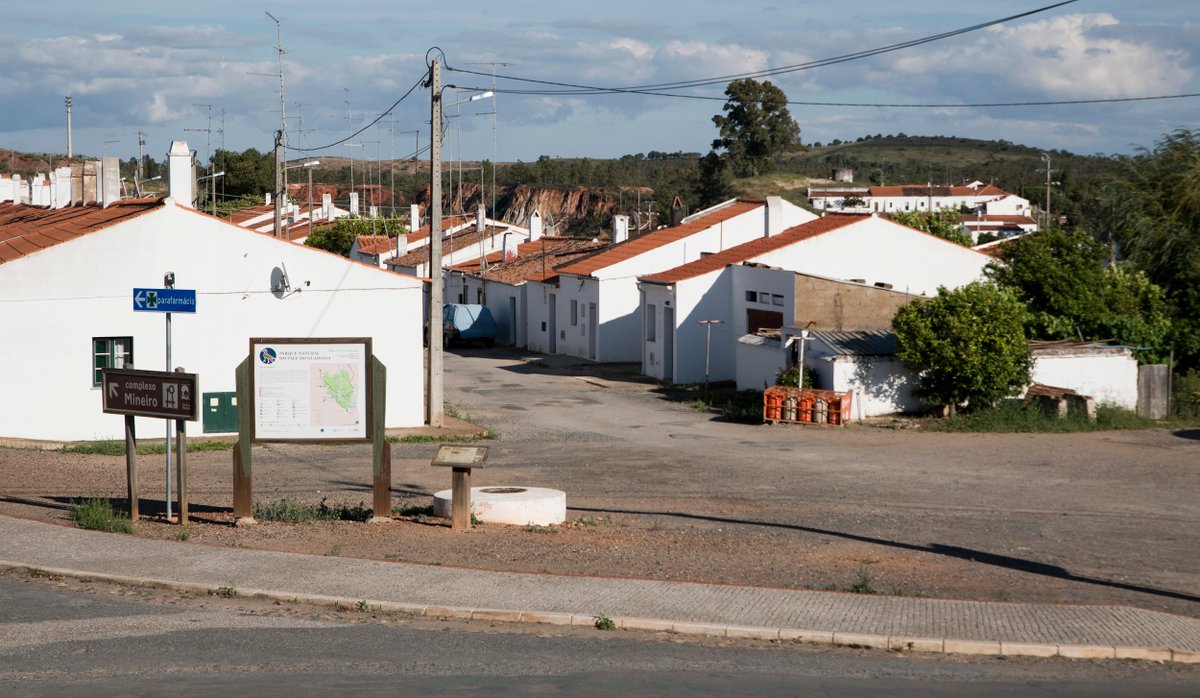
[2,1,1198,168]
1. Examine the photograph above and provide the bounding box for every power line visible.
[447,1,1080,96]
[285,71,429,154]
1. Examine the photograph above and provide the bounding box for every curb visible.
[1,561,1195,665]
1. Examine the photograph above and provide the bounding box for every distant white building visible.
[536,197,817,362]
[639,213,991,384]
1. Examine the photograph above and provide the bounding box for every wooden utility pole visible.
[427,59,444,427]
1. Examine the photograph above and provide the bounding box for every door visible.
[548,293,558,353]
[203,392,238,433]
[663,307,674,383]
[588,302,597,360]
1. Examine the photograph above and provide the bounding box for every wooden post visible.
[370,357,391,522]
[124,415,138,521]
[233,357,255,522]
[176,418,188,523]
[451,466,471,530]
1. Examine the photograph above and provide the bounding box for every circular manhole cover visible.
[480,487,528,494]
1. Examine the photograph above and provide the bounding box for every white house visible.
[0,142,425,442]
[541,197,817,362]
[229,192,350,245]
[808,183,1025,215]
[639,213,992,384]
[387,207,531,278]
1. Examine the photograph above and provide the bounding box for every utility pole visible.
[427,59,444,427]
[465,61,509,222]
[273,130,283,238]
[65,96,73,158]
[136,131,146,183]
[186,104,212,211]
[1040,152,1053,229]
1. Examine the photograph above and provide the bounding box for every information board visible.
[250,338,372,441]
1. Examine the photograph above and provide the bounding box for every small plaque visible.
[432,445,489,467]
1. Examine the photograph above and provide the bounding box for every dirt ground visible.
[2,349,1197,619]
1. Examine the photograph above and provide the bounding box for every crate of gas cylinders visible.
[763,386,852,426]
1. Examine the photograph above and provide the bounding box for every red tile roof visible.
[640,214,868,284]
[406,214,472,244]
[355,234,396,256]
[389,224,517,269]
[227,203,274,225]
[479,238,609,285]
[555,199,764,278]
[0,200,163,264]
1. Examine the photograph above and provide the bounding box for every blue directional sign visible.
[133,288,197,313]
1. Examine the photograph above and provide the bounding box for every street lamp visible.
[287,160,320,237]
[697,319,724,403]
[196,171,225,215]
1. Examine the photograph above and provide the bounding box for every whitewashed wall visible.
[735,336,787,392]
[1030,351,1138,409]
[0,202,425,441]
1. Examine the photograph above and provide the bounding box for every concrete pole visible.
[65,96,73,158]
[427,59,445,427]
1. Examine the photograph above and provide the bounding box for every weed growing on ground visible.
[848,564,877,595]
[924,401,1174,433]
[594,614,616,631]
[392,502,434,518]
[69,497,133,534]
[523,524,559,534]
[253,498,372,523]
[574,516,598,527]
[212,584,237,598]
[174,528,191,542]
[470,512,483,527]
[62,440,234,456]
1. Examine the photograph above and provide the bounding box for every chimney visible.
[670,197,685,227]
[83,161,99,205]
[324,193,334,221]
[264,192,272,206]
[15,175,30,205]
[612,214,630,244]
[31,174,49,206]
[101,156,120,208]
[410,203,420,233]
[0,175,13,204]
[502,232,518,262]
[167,140,194,207]
[70,164,83,205]
[349,192,359,217]
[527,209,543,242]
[765,195,785,237]
[51,166,72,209]
[476,204,486,233]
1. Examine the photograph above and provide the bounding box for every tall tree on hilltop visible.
[711,78,801,178]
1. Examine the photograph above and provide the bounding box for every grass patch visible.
[389,430,496,444]
[62,440,235,456]
[69,497,133,534]
[659,381,764,424]
[252,497,372,523]
[594,613,616,631]
[923,401,1175,433]
[393,502,434,518]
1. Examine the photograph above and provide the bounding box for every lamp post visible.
[196,171,224,216]
[697,319,724,403]
[286,160,320,238]
[444,91,493,216]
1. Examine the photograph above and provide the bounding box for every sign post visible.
[133,279,196,522]
[102,367,199,521]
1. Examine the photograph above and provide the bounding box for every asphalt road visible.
[2,574,1196,697]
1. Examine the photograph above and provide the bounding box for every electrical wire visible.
[285,70,430,154]
[447,1,1080,95]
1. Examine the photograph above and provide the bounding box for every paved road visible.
[2,574,1196,697]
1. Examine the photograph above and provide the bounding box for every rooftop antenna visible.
[265,11,288,194]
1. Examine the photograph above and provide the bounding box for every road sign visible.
[102,368,199,421]
[133,288,196,313]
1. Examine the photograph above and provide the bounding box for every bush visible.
[1174,369,1200,418]
[253,498,372,522]
[70,497,133,533]
[925,401,1158,433]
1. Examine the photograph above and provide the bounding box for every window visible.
[476,288,485,304]
[745,291,757,302]
[93,337,133,387]
[772,294,784,306]
[646,304,657,342]
[759,291,770,305]
[570,299,578,326]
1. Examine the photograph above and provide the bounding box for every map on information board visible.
[251,340,370,440]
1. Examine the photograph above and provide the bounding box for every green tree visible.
[693,150,733,208]
[1102,128,1200,368]
[213,147,273,198]
[303,216,408,257]
[986,228,1169,356]
[892,282,1032,415]
[711,78,801,177]
[888,209,971,246]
